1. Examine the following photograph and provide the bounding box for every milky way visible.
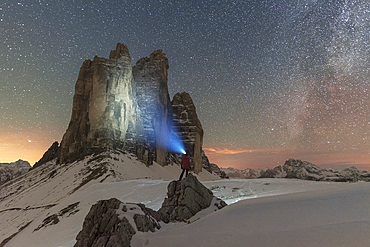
[1,1,369,170]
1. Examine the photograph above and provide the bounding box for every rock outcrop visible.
[0,160,31,185]
[74,198,165,247]
[74,175,227,247]
[33,141,59,168]
[202,151,228,178]
[74,198,150,247]
[222,158,370,182]
[56,43,211,173]
[172,92,204,173]
[158,174,227,222]
[59,43,138,164]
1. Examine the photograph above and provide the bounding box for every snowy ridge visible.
[0,160,31,186]
[222,158,370,182]
[1,151,370,246]
[0,150,219,246]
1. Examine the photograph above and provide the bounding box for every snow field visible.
[1,151,368,247]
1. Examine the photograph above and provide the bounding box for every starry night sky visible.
[1,0,369,170]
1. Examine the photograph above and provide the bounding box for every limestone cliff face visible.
[58,43,205,172]
[59,43,138,163]
[133,50,172,166]
[171,92,204,173]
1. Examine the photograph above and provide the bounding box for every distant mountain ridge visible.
[0,159,31,186]
[222,158,370,182]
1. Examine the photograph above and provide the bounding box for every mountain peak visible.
[54,43,204,173]
[109,42,131,60]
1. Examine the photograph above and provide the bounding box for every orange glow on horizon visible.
[203,148,253,154]
[0,129,62,166]
[204,146,370,171]
[203,147,283,155]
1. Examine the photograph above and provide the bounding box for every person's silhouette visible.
[179,153,191,180]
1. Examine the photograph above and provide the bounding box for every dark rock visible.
[202,151,228,178]
[172,92,204,173]
[33,141,59,168]
[33,214,59,232]
[214,198,228,209]
[158,174,227,222]
[135,203,163,229]
[74,198,135,247]
[74,199,165,247]
[75,176,228,246]
[133,212,160,233]
[0,160,31,186]
[0,221,33,247]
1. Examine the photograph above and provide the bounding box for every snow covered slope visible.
[0,150,219,246]
[0,159,31,186]
[142,182,370,247]
[1,150,368,247]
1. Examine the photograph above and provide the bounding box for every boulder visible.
[74,198,163,247]
[75,176,227,246]
[158,174,227,222]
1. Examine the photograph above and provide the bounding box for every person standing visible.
[179,153,191,181]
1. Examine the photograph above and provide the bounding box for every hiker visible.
[179,153,191,181]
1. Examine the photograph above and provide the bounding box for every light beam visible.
[168,131,186,154]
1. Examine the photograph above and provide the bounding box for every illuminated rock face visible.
[59,43,138,163]
[133,50,172,166]
[171,92,204,173]
[59,43,203,172]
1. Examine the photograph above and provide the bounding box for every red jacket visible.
[181,154,191,170]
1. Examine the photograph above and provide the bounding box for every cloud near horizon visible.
[203,148,260,155]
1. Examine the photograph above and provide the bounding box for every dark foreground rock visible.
[74,198,162,247]
[158,174,227,222]
[74,175,227,247]
[202,151,228,178]
[33,141,59,168]
[222,158,370,182]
